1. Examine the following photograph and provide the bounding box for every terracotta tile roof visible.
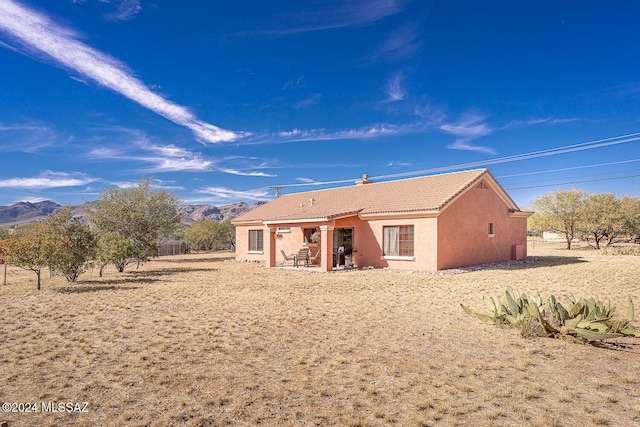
[233,169,521,224]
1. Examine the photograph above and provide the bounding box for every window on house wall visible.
[249,229,264,252]
[304,228,319,243]
[383,225,414,257]
[488,223,494,236]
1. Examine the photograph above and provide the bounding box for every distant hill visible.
[0,200,261,228]
[177,202,260,224]
[0,201,63,227]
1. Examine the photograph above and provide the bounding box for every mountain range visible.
[0,200,259,228]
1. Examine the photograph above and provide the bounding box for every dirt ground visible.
[1,245,639,426]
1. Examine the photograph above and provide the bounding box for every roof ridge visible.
[275,168,488,199]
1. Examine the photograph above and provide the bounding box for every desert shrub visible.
[47,207,96,282]
[600,246,640,256]
[462,287,640,344]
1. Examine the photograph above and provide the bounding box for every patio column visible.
[264,226,277,268]
[319,225,334,272]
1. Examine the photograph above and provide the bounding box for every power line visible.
[505,174,640,190]
[369,132,640,181]
[495,158,640,179]
[252,131,640,193]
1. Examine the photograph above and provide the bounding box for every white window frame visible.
[382,225,414,259]
[248,229,264,253]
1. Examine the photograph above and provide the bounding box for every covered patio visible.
[265,221,359,272]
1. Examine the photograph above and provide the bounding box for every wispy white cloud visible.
[293,93,322,109]
[253,0,406,35]
[0,0,241,144]
[440,111,496,155]
[0,121,56,151]
[151,157,212,172]
[383,71,407,102]
[282,76,305,91]
[219,168,276,177]
[413,102,447,126]
[500,117,581,130]
[87,140,213,172]
[247,122,427,145]
[386,161,410,167]
[0,171,97,189]
[105,0,142,22]
[192,186,272,203]
[84,129,279,176]
[295,177,318,183]
[104,178,185,191]
[375,21,422,61]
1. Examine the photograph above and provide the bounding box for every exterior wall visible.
[235,224,267,262]
[436,179,528,270]
[364,217,438,271]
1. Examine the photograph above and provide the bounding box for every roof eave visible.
[263,217,330,225]
[509,209,534,218]
[359,210,440,220]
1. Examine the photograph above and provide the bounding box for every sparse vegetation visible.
[462,287,640,343]
[600,246,640,256]
[3,223,57,290]
[182,219,235,252]
[46,207,96,282]
[0,245,639,426]
[529,189,640,249]
[86,177,182,270]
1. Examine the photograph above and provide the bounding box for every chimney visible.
[356,173,371,186]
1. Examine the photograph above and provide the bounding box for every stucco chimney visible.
[356,173,371,186]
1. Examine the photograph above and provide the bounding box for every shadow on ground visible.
[506,256,589,269]
[155,255,235,263]
[129,267,218,276]
[54,284,143,294]
[449,255,589,274]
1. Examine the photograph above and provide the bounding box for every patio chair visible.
[279,249,296,266]
[295,248,310,267]
[309,249,321,265]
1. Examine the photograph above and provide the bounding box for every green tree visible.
[95,232,137,274]
[531,189,585,249]
[183,219,236,252]
[579,193,622,249]
[12,223,41,238]
[218,219,236,250]
[0,227,9,240]
[3,223,59,290]
[87,178,181,270]
[46,207,96,282]
[183,220,218,252]
[619,196,640,237]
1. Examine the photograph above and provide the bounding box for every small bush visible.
[600,246,640,256]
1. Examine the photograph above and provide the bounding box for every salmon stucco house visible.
[232,169,533,272]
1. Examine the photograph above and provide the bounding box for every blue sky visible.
[1,0,639,209]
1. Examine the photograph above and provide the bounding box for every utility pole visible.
[269,186,285,198]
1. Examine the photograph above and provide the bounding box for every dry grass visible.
[1,245,639,426]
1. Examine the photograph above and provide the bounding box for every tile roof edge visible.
[271,168,490,199]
